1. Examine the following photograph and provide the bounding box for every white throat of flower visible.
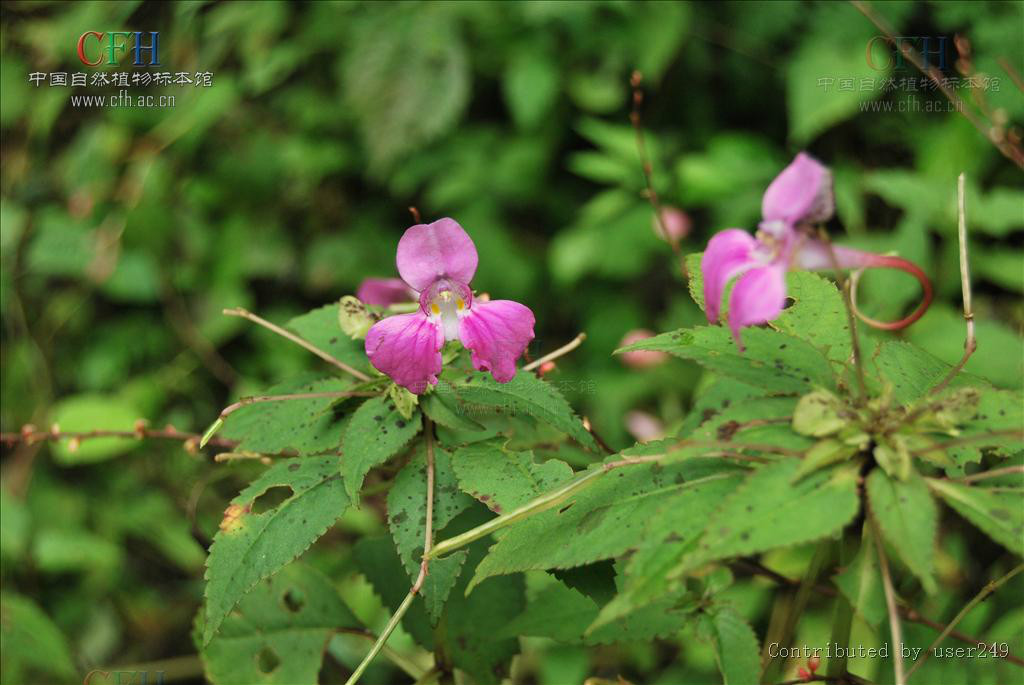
[429,289,467,341]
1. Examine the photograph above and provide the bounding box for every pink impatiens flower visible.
[365,218,536,394]
[701,153,932,347]
[356,278,416,307]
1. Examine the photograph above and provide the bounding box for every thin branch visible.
[932,173,976,394]
[630,71,685,268]
[906,564,1024,680]
[523,333,587,372]
[344,420,437,685]
[223,307,371,382]
[997,56,1024,94]
[872,515,906,685]
[409,206,422,224]
[954,465,1024,484]
[851,1,1024,169]
[737,559,1024,668]
[1,424,237,451]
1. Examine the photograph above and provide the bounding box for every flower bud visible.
[619,329,669,368]
[653,207,691,243]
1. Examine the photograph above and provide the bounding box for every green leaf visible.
[342,6,469,172]
[503,47,559,130]
[501,580,693,645]
[792,390,847,437]
[866,469,937,593]
[771,271,852,361]
[469,460,745,592]
[0,592,76,685]
[618,326,836,393]
[870,341,976,404]
[49,393,140,464]
[441,372,597,450]
[341,396,421,501]
[452,440,575,513]
[286,303,373,375]
[220,374,358,454]
[786,13,883,143]
[673,460,860,575]
[420,391,486,433]
[834,523,886,628]
[203,456,349,644]
[202,562,360,685]
[337,295,373,340]
[677,396,812,456]
[928,479,1024,556]
[706,606,762,685]
[388,443,473,622]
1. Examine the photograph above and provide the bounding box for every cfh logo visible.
[866,35,948,71]
[77,31,160,67]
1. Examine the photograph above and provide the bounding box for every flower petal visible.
[356,278,416,307]
[365,312,444,394]
[761,152,834,225]
[458,300,535,383]
[728,264,787,347]
[396,218,478,292]
[700,229,761,323]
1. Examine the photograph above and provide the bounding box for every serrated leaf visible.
[834,523,886,628]
[673,460,860,575]
[618,326,835,393]
[203,456,349,644]
[501,581,693,645]
[286,303,373,375]
[452,440,575,513]
[928,479,1024,556]
[341,396,421,501]
[0,592,76,684]
[771,272,852,361]
[420,391,486,432]
[866,469,937,593]
[678,396,812,457]
[469,460,745,592]
[871,341,977,404]
[707,606,762,685]
[220,374,358,454]
[202,562,359,685]
[388,443,473,622]
[792,390,847,437]
[441,371,598,449]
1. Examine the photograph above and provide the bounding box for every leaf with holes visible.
[867,469,937,593]
[201,562,359,685]
[617,326,835,393]
[387,442,473,622]
[286,303,374,376]
[441,371,597,449]
[203,456,349,645]
[452,440,575,514]
[928,479,1024,556]
[672,460,860,576]
[468,459,745,592]
[341,396,421,501]
[219,374,358,454]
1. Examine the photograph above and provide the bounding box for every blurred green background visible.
[1,1,1021,683]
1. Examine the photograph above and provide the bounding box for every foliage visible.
[2,2,1022,685]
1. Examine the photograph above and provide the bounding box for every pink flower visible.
[365,218,536,394]
[701,153,932,347]
[356,278,416,307]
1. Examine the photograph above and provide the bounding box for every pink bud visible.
[808,655,821,673]
[626,410,665,443]
[653,207,691,243]
[619,329,669,368]
[538,361,556,376]
[798,667,812,682]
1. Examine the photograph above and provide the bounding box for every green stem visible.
[343,590,417,685]
[826,525,861,679]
